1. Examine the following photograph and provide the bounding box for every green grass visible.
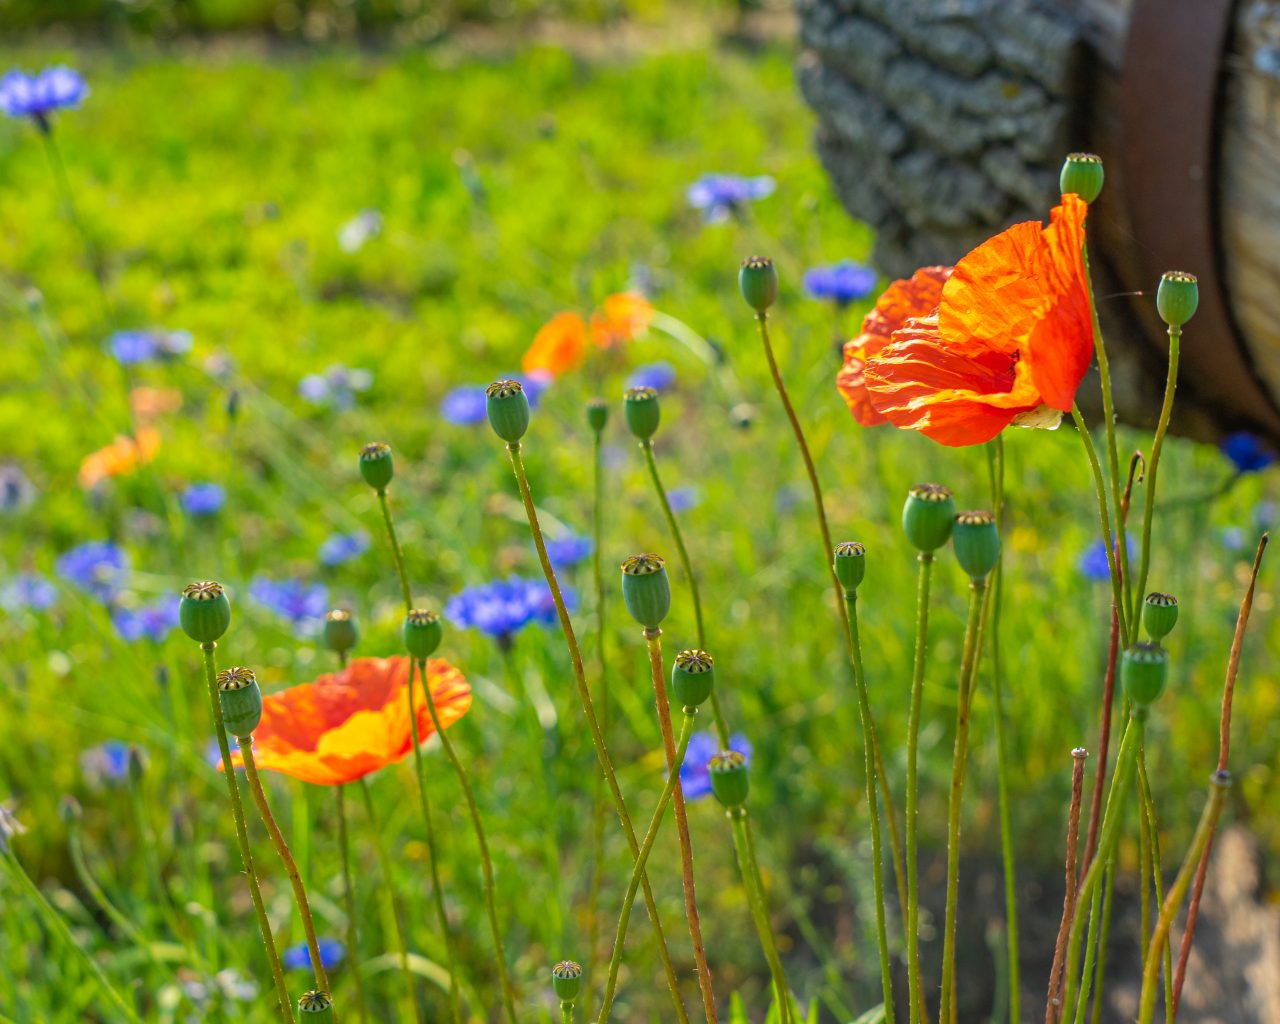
[0,33,1276,1024]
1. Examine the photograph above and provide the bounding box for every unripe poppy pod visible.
[485,379,530,444]
[551,960,582,1002]
[709,749,750,809]
[1156,271,1199,328]
[358,441,394,491]
[621,553,671,629]
[672,649,715,708]
[298,991,334,1022]
[403,609,444,660]
[739,255,778,313]
[623,386,660,441]
[586,397,609,434]
[1142,592,1179,642]
[1121,642,1169,707]
[218,667,263,738]
[180,581,231,644]
[833,541,866,593]
[952,510,1000,580]
[322,609,358,657]
[1059,152,1104,204]
[902,483,955,553]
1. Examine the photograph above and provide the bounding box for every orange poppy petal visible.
[591,292,653,348]
[939,194,1091,413]
[523,312,587,377]
[78,428,161,489]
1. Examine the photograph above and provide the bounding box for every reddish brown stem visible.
[1045,747,1089,1024]
[1170,533,1268,1019]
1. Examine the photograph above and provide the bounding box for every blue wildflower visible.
[1219,431,1276,474]
[686,173,775,224]
[445,577,576,644]
[80,741,131,785]
[112,600,180,643]
[298,365,373,410]
[441,386,488,425]
[248,577,329,635]
[282,939,345,972]
[546,534,593,568]
[0,573,56,612]
[0,67,88,123]
[107,328,192,366]
[681,732,751,801]
[56,541,129,602]
[1221,527,1246,553]
[181,483,226,517]
[318,532,370,567]
[666,486,702,513]
[1078,534,1133,583]
[626,362,677,393]
[0,464,36,513]
[802,260,877,306]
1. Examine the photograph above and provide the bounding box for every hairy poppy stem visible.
[640,438,729,745]
[938,578,989,1024]
[642,628,718,1024]
[1136,759,1173,1020]
[1137,773,1231,1024]
[1070,407,1129,644]
[235,738,332,1001]
[415,658,517,1024]
[1045,748,1088,1024]
[597,712,695,1024]
[405,662,458,1024]
[504,440,690,1024]
[334,785,369,1024]
[375,489,414,613]
[357,779,419,1021]
[201,644,294,1023]
[729,808,794,1024]
[584,423,609,1022]
[904,552,934,1024]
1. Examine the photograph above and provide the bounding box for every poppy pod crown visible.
[486,379,530,443]
[833,540,867,592]
[672,648,715,708]
[552,961,583,1002]
[358,441,393,491]
[180,580,231,644]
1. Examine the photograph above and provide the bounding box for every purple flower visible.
[282,938,345,971]
[667,486,701,513]
[0,67,88,122]
[546,533,592,568]
[1220,431,1276,474]
[802,261,877,306]
[626,362,677,393]
[112,600,180,643]
[248,577,329,636]
[686,174,775,224]
[80,741,131,785]
[318,532,370,567]
[446,577,576,643]
[1078,534,1133,583]
[298,365,373,410]
[107,328,192,366]
[181,483,226,517]
[441,386,488,425]
[681,732,751,801]
[56,540,129,602]
[0,464,36,513]
[0,574,56,612]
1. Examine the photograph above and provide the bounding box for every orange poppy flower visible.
[130,387,183,423]
[78,428,161,489]
[849,194,1092,447]
[590,292,653,348]
[837,266,952,428]
[523,312,588,377]
[223,656,472,786]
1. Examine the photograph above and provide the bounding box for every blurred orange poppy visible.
[590,292,652,348]
[224,656,471,786]
[130,387,183,423]
[78,428,161,489]
[852,194,1092,447]
[523,312,588,377]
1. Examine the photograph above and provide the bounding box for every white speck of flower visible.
[0,803,26,854]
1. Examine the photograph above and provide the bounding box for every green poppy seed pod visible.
[952,510,1001,580]
[623,386,661,440]
[709,749,750,809]
[586,397,609,434]
[551,960,583,1003]
[218,667,263,738]
[621,553,671,629]
[322,609,359,657]
[485,379,530,444]
[672,649,715,709]
[1121,643,1169,707]
[833,541,867,593]
[404,609,444,660]
[179,581,231,644]
[902,483,956,553]
[59,795,82,824]
[1156,271,1199,328]
[739,255,778,313]
[1142,592,1179,641]
[298,991,334,1022]
[358,441,394,492]
[1059,152,1105,203]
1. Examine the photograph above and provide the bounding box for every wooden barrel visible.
[797,0,1280,444]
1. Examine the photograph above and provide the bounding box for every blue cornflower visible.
[802,260,877,306]
[0,464,36,513]
[1219,431,1276,474]
[318,532,370,567]
[441,386,488,425]
[56,540,129,602]
[686,173,775,224]
[298,365,373,410]
[282,939,345,972]
[546,533,593,568]
[112,600,180,643]
[446,577,575,644]
[248,577,329,635]
[1078,534,1133,583]
[0,67,88,123]
[80,741,131,785]
[681,732,751,802]
[667,486,702,513]
[626,362,677,393]
[0,573,56,612]
[107,328,192,366]
[181,483,226,517]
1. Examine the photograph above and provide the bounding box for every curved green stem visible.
[335,786,370,1024]
[1138,758,1174,1017]
[563,1003,575,1024]
[505,441,689,1024]
[597,714,695,1023]
[584,425,608,1018]
[376,489,414,612]
[730,810,793,1024]
[1071,406,1129,643]
[202,644,293,1023]
[641,438,729,745]
[416,658,517,1024]
[357,779,419,1020]
[39,127,112,325]
[905,552,934,1024]
[1132,326,1181,634]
